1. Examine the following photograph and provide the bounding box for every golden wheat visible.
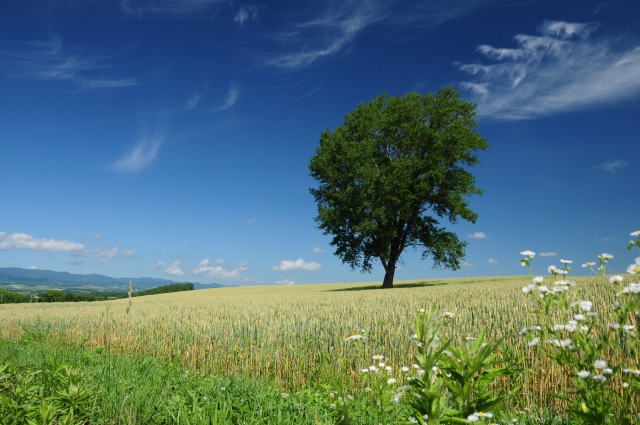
[0,275,630,410]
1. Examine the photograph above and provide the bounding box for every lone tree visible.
[309,87,488,289]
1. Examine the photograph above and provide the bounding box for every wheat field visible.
[0,275,630,411]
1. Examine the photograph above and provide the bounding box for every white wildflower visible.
[594,360,607,369]
[577,370,590,379]
[387,378,397,385]
[579,301,593,312]
[609,275,624,284]
[528,338,539,347]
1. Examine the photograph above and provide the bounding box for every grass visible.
[0,275,632,422]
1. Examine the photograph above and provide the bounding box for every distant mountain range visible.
[0,267,224,292]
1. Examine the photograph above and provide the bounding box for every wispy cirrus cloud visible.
[112,139,161,172]
[593,159,628,173]
[234,5,258,26]
[271,258,322,272]
[0,38,137,90]
[193,258,248,280]
[0,232,85,252]
[267,1,384,68]
[539,252,557,257]
[457,20,640,120]
[313,247,326,254]
[213,85,239,112]
[120,0,223,18]
[267,0,498,69]
[467,232,487,239]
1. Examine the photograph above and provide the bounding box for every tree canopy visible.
[308,87,488,288]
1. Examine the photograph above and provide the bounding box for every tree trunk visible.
[382,262,396,289]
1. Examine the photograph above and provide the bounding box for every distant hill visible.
[0,267,224,293]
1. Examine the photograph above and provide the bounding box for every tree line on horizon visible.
[0,283,195,304]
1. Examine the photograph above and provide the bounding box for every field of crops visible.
[0,274,629,413]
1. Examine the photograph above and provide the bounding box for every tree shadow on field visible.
[327,281,447,292]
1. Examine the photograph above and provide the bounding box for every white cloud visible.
[234,5,258,26]
[151,260,167,270]
[113,139,161,172]
[458,20,640,119]
[275,278,295,285]
[267,1,491,69]
[122,249,136,257]
[313,247,326,253]
[193,258,248,280]
[120,0,223,17]
[165,260,186,276]
[0,232,85,252]
[467,232,487,239]
[95,248,119,266]
[539,252,557,257]
[271,258,323,272]
[28,265,38,269]
[267,2,381,69]
[593,159,628,173]
[186,91,203,110]
[214,258,225,264]
[213,85,239,112]
[488,258,498,264]
[0,38,137,89]
[462,260,474,267]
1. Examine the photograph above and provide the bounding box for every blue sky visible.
[1,0,638,286]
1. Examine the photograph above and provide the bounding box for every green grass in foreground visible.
[0,339,415,424]
[0,337,572,424]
